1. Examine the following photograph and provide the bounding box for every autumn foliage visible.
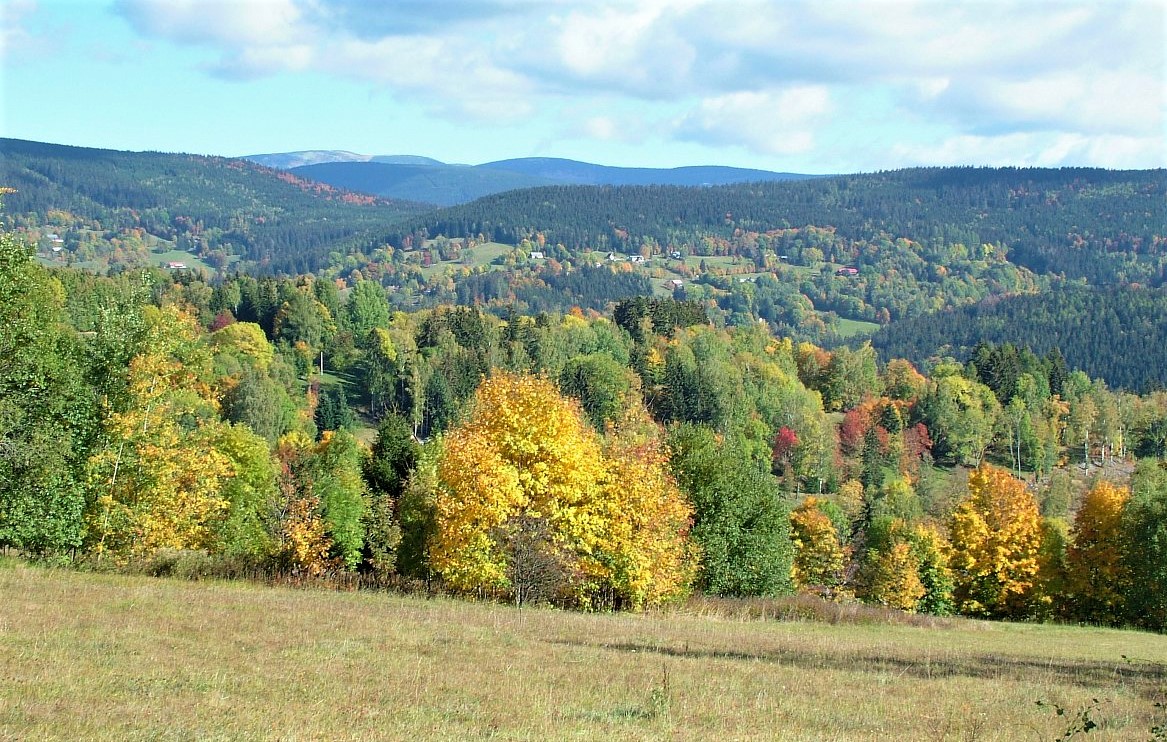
[1065,480,1130,622]
[86,306,233,560]
[789,497,845,590]
[948,464,1043,618]
[430,373,695,608]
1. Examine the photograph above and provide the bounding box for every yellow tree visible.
[789,496,845,590]
[431,374,608,601]
[949,464,1043,618]
[596,403,697,608]
[859,518,931,613]
[1065,480,1130,623]
[86,305,233,561]
[862,541,926,612]
[431,373,694,608]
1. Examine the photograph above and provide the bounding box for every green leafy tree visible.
[396,440,441,580]
[361,414,418,577]
[211,423,278,559]
[345,279,391,341]
[906,524,955,616]
[1121,461,1167,632]
[311,429,369,570]
[274,289,335,352]
[0,230,94,552]
[918,372,1001,466]
[668,424,794,597]
[558,353,635,431]
[314,384,356,436]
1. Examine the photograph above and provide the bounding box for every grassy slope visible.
[835,317,881,338]
[416,240,514,279]
[2,561,1163,741]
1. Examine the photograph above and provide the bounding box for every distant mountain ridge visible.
[245,150,444,170]
[290,161,558,207]
[270,153,818,205]
[480,157,818,187]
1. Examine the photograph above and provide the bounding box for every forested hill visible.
[383,167,1166,287]
[290,157,816,206]
[477,157,817,187]
[868,285,1167,392]
[291,161,560,207]
[0,138,429,274]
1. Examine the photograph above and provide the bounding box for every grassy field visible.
[835,317,881,338]
[417,241,514,279]
[151,248,219,273]
[2,561,1163,741]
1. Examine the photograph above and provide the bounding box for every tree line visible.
[2,231,1166,628]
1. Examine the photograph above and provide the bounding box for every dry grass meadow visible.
[1,558,1164,741]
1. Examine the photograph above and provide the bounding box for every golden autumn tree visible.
[430,373,694,608]
[858,518,930,613]
[948,464,1043,618]
[862,541,926,612]
[596,402,697,608]
[1065,480,1130,623]
[789,496,845,590]
[271,432,334,577]
[432,373,607,600]
[86,305,233,561]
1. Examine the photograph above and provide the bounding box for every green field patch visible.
[417,240,515,279]
[834,317,881,337]
[151,248,216,272]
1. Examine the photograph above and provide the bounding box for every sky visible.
[1,0,1164,172]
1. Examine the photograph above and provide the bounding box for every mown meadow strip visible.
[2,561,1163,741]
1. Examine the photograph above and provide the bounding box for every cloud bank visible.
[108,0,1165,168]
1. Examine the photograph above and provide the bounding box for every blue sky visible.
[2,0,1163,172]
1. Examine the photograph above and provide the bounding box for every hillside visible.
[384,167,1166,288]
[0,138,430,274]
[3,562,1163,741]
[868,285,1167,392]
[289,156,816,206]
[5,140,1166,391]
[291,161,558,206]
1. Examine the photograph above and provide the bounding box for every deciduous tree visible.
[948,464,1043,618]
[1065,480,1130,623]
[789,496,845,590]
[429,374,609,603]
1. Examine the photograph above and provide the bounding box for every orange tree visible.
[948,464,1043,618]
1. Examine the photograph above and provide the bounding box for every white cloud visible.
[890,132,1165,169]
[1,0,43,60]
[549,1,700,95]
[108,0,1167,167]
[117,0,307,47]
[675,87,832,155]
